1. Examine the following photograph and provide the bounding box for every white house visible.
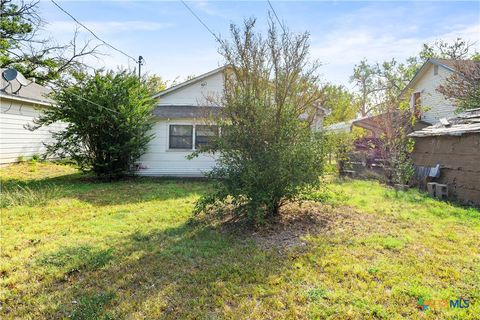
[400,58,465,124]
[136,66,328,177]
[325,58,471,135]
[0,69,62,165]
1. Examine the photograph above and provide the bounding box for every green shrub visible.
[31,153,40,162]
[324,131,356,176]
[193,19,326,224]
[31,70,155,179]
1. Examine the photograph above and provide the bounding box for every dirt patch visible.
[216,201,366,249]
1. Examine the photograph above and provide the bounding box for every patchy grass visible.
[0,163,479,319]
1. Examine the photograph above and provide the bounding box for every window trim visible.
[412,91,422,120]
[195,125,219,149]
[167,123,221,152]
[168,124,194,150]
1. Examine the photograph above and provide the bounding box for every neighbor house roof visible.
[152,105,222,119]
[324,120,355,133]
[399,58,480,99]
[0,68,53,106]
[152,65,227,99]
[408,108,480,137]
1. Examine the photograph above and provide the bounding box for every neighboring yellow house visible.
[326,58,474,135]
[399,58,466,124]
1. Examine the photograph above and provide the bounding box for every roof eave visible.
[0,92,53,107]
[399,58,455,99]
[152,65,227,99]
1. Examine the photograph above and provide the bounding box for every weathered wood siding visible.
[412,134,480,205]
[0,100,64,165]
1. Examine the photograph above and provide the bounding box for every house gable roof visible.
[152,65,227,99]
[399,58,480,99]
[399,58,455,99]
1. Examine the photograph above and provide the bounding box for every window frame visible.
[195,125,219,149]
[168,124,194,150]
[412,91,422,120]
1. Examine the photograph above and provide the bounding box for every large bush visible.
[193,19,326,224]
[33,70,155,178]
[375,96,416,186]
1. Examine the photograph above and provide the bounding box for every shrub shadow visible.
[11,216,333,319]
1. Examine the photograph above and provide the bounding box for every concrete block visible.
[427,182,437,198]
[435,183,448,199]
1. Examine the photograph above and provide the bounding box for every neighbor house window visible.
[413,92,421,119]
[169,125,193,149]
[195,125,219,148]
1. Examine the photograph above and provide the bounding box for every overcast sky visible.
[38,1,480,88]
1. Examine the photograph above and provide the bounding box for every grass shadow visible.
[1,174,212,208]
[15,220,304,319]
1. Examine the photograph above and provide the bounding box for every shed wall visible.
[412,134,480,205]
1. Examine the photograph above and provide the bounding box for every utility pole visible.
[138,56,144,79]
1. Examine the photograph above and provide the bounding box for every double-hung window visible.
[169,124,219,150]
[412,92,422,119]
[169,125,193,149]
[195,125,219,148]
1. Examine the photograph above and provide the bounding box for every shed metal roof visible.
[408,108,480,137]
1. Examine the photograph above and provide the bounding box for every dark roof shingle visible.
[152,105,222,119]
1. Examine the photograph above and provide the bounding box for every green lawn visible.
[1,162,479,319]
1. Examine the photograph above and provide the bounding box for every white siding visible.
[0,100,63,164]
[158,72,224,106]
[136,118,217,177]
[411,64,456,124]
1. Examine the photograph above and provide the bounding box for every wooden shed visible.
[409,109,480,206]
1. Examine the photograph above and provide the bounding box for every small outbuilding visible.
[408,108,480,206]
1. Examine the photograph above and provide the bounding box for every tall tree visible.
[419,38,477,60]
[0,0,100,84]
[145,74,167,94]
[350,59,380,116]
[194,18,325,223]
[437,60,480,111]
[321,84,357,125]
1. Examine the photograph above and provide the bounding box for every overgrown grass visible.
[0,183,63,208]
[0,163,479,319]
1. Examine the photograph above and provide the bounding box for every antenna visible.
[2,68,18,82]
[1,68,32,94]
[16,72,30,86]
[138,56,144,79]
